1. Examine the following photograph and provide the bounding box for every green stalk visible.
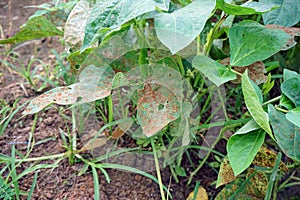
[203,14,227,56]
[151,138,166,200]
[187,126,226,185]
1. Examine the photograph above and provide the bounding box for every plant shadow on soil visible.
[1,0,300,199]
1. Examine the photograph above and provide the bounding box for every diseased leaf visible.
[23,65,114,115]
[0,16,63,44]
[64,0,91,51]
[82,0,155,50]
[281,77,300,107]
[252,146,288,172]
[217,0,280,15]
[220,58,268,85]
[154,0,216,54]
[137,83,180,137]
[215,178,262,200]
[216,157,236,188]
[227,131,265,176]
[269,105,300,162]
[192,55,236,87]
[186,187,208,200]
[266,25,300,50]
[242,71,273,137]
[229,20,290,66]
[286,107,300,127]
[246,169,268,198]
[261,0,300,27]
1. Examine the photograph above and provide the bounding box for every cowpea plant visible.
[1,0,300,199]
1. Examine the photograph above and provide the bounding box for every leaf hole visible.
[158,104,164,110]
[76,96,83,102]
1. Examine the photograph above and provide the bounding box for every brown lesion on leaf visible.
[220,57,268,85]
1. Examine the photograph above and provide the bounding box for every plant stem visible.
[262,95,281,106]
[203,14,227,56]
[151,138,166,200]
[187,126,225,185]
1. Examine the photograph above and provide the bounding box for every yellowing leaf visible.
[216,157,236,188]
[23,65,114,115]
[186,187,208,200]
[137,83,180,137]
[246,168,268,198]
[252,146,288,172]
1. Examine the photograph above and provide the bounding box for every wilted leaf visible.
[268,104,300,162]
[286,107,300,127]
[80,136,108,151]
[186,187,208,200]
[227,131,265,176]
[261,0,300,27]
[137,83,180,137]
[242,71,273,137]
[82,0,155,50]
[220,58,267,85]
[229,20,290,66]
[23,65,114,115]
[246,168,268,198]
[266,25,300,50]
[64,0,91,51]
[216,157,236,188]
[217,0,280,15]
[252,146,288,172]
[215,178,261,200]
[192,55,236,87]
[0,16,63,44]
[154,0,215,54]
[281,77,300,107]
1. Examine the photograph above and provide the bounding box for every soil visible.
[0,1,300,200]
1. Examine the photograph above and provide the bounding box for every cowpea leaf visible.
[261,0,300,27]
[154,0,216,54]
[229,20,290,66]
[269,105,300,162]
[82,0,155,50]
[227,131,265,176]
[242,71,273,138]
[0,16,63,44]
[23,65,114,115]
[286,107,300,127]
[217,0,280,15]
[192,55,236,87]
[281,77,300,107]
[154,0,170,11]
[64,0,91,51]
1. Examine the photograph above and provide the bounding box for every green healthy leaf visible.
[227,131,265,176]
[242,71,273,138]
[261,0,300,27]
[154,0,216,54]
[64,0,91,51]
[229,20,290,66]
[286,107,300,127]
[235,119,260,135]
[0,16,63,44]
[82,0,155,50]
[281,77,300,107]
[216,0,280,15]
[23,65,114,115]
[269,105,300,162]
[283,69,300,81]
[192,55,236,87]
[154,0,170,11]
